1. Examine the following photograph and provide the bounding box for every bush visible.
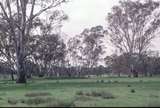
[113,81,119,83]
[130,89,136,93]
[91,91,102,97]
[20,99,25,103]
[101,92,115,99]
[96,80,100,83]
[100,80,104,83]
[8,98,18,105]
[38,74,44,78]
[127,85,131,87]
[25,92,51,97]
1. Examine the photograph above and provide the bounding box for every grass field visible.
[0,77,160,107]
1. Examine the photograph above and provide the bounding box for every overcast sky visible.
[60,0,160,55]
[61,0,119,36]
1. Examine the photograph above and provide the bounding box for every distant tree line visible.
[0,0,160,83]
[105,51,160,77]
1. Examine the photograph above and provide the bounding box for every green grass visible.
[0,77,160,107]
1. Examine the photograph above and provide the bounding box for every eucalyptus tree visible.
[81,25,106,69]
[30,10,67,77]
[0,28,16,80]
[67,36,83,76]
[0,0,67,83]
[33,34,66,77]
[107,0,160,77]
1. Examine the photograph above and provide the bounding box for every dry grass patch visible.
[76,90,115,99]
[25,92,51,97]
[20,97,75,107]
[8,98,18,105]
[20,97,53,105]
[101,92,115,99]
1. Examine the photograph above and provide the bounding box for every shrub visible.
[130,89,136,93]
[0,97,3,100]
[96,80,100,83]
[101,92,115,99]
[25,92,51,97]
[114,81,119,83]
[38,74,44,78]
[91,91,102,97]
[20,99,25,103]
[127,85,131,87]
[8,98,18,105]
[100,80,104,83]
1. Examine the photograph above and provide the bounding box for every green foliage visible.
[0,97,3,100]
[130,89,136,93]
[96,80,100,83]
[127,85,131,87]
[113,80,119,83]
[100,80,104,83]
